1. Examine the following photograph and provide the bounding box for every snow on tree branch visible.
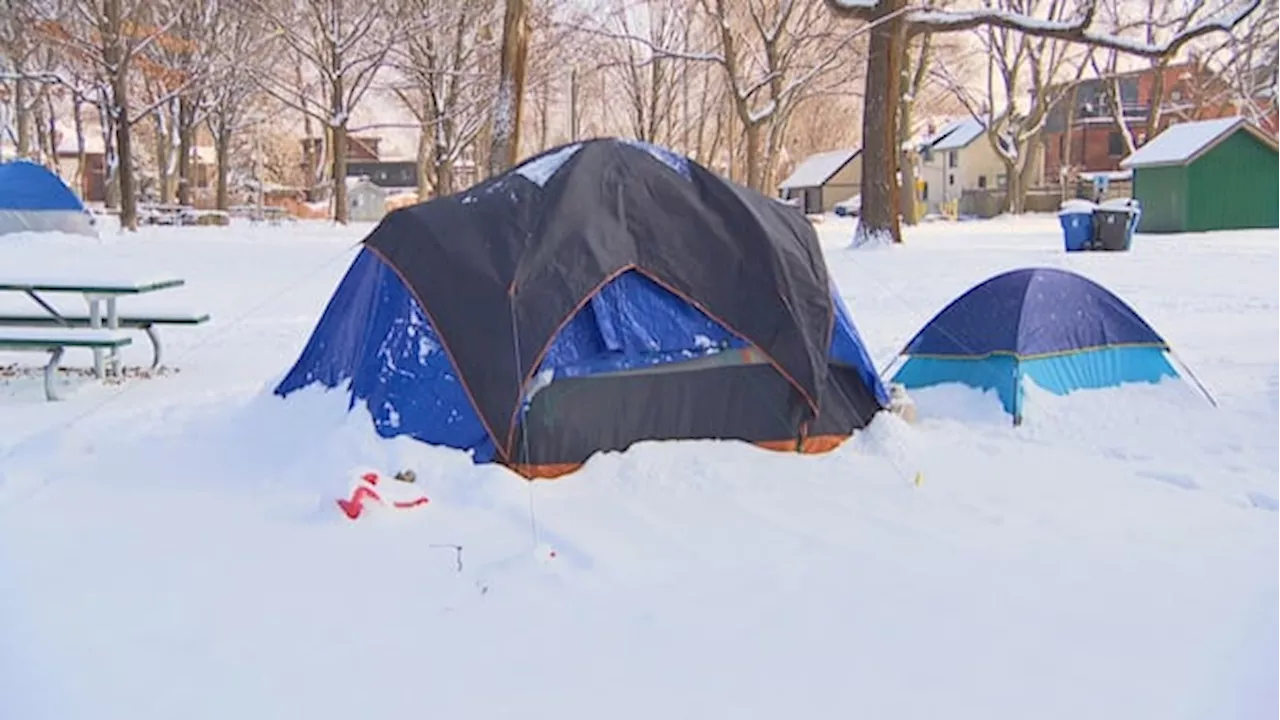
[825,0,1263,60]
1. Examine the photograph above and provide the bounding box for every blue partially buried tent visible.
[889,267,1184,424]
[0,159,96,237]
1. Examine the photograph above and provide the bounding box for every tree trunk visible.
[73,96,87,197]
[14,76,33,157]
[857,0,906,245]
[488,0,530,176]
[1061,84,1079,198]
[569,68,579,140]
[114,82,138,230]
[1003,158,1023,213]
[35,94,51,166]
[105,0,138,231]
[434,137,453,198]
[900,149,919,223]
[99,101,120,210]
[898,34,925,226]
[743,121,762,191]
[214,124,231,211]
[416,124,433,201]
[1018,142,1039,209]
[177,94,196,207]
[538,82,549,150]
[154,109,172,203]
[1146,60,1167,140]
[332,122,349,223]
[43,89,59,170]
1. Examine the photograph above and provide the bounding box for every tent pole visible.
[1170,350,1219,408]
[877,352,905,379]
[509,287,543,548]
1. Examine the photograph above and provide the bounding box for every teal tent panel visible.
[1021,346,1177,396]
[891,355,1019,415]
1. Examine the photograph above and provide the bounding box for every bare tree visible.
[56,0,198,230]
[709,0,866,191]
[1096,0,1279,153]
[488,0,530,175]
[391,0,500,198]
[585,0,867,192]
[205,1,271,210]
[824,0,1265,246]
[594,0,687,144]
[0,0,64,160]
[136,0,222,206]
[251,0,405,223]
[937,1,1092,213]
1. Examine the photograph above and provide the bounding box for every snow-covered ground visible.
[1,214,1276,720]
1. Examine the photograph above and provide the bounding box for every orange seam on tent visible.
[364,243,511,464]
[503,264,640,459]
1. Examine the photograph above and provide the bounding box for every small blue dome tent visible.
[0,159,96,237]
[889,267,1181,424]
[277,138,888,478]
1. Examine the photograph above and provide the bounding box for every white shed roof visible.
[1120,116,1274,169]
[777,148,859,190]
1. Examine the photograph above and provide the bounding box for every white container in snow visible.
[887,383,917,424]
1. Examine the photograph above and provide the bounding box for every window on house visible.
[948,151,959,168]
[978,175,988,189]
[1107,131,1125,156]
[948,174,955,186]
[1170,90,1182,101]
[921,182,929,200]
[1058,136,1066,162]
[997,174,1008,188]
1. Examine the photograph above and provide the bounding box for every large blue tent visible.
[277,138,888,478]
[890,267,1179,423]
[0,159,96,237]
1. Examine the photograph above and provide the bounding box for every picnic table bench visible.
[0,327,132,401]
[0,276,210,400]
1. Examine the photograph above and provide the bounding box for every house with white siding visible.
[915,118,1010,215]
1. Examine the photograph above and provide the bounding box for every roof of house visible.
[928,117,987,152]
[777,148,859,190]
[1120,116,1278,169]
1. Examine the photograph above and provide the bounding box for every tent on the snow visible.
[888,267,1181,425]
[0,159,97,237]
[276,138,889,478]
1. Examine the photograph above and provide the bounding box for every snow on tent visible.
[0,159,97,237]
[888,267,1184,425]
[276,138,889,478]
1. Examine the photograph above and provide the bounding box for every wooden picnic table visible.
[0,276,187,378]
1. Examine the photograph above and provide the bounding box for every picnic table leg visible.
[106,296,121,375]
[87,295,104,379]
[44,346,66,401]
[143,324,163,369]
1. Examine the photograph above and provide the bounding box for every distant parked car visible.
[833,194,861,217]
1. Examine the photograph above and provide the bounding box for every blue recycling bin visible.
[1058,201,1096,252]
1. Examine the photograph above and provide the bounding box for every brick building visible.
[1041,63,1278,179]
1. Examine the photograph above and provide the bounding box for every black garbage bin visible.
[1090,203,1137,251]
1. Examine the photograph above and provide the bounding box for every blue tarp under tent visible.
[888,267,1184,424]
[0,159,97,237]
[277,138,889,478]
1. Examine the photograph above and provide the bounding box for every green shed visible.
[1120,116,1279,234]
